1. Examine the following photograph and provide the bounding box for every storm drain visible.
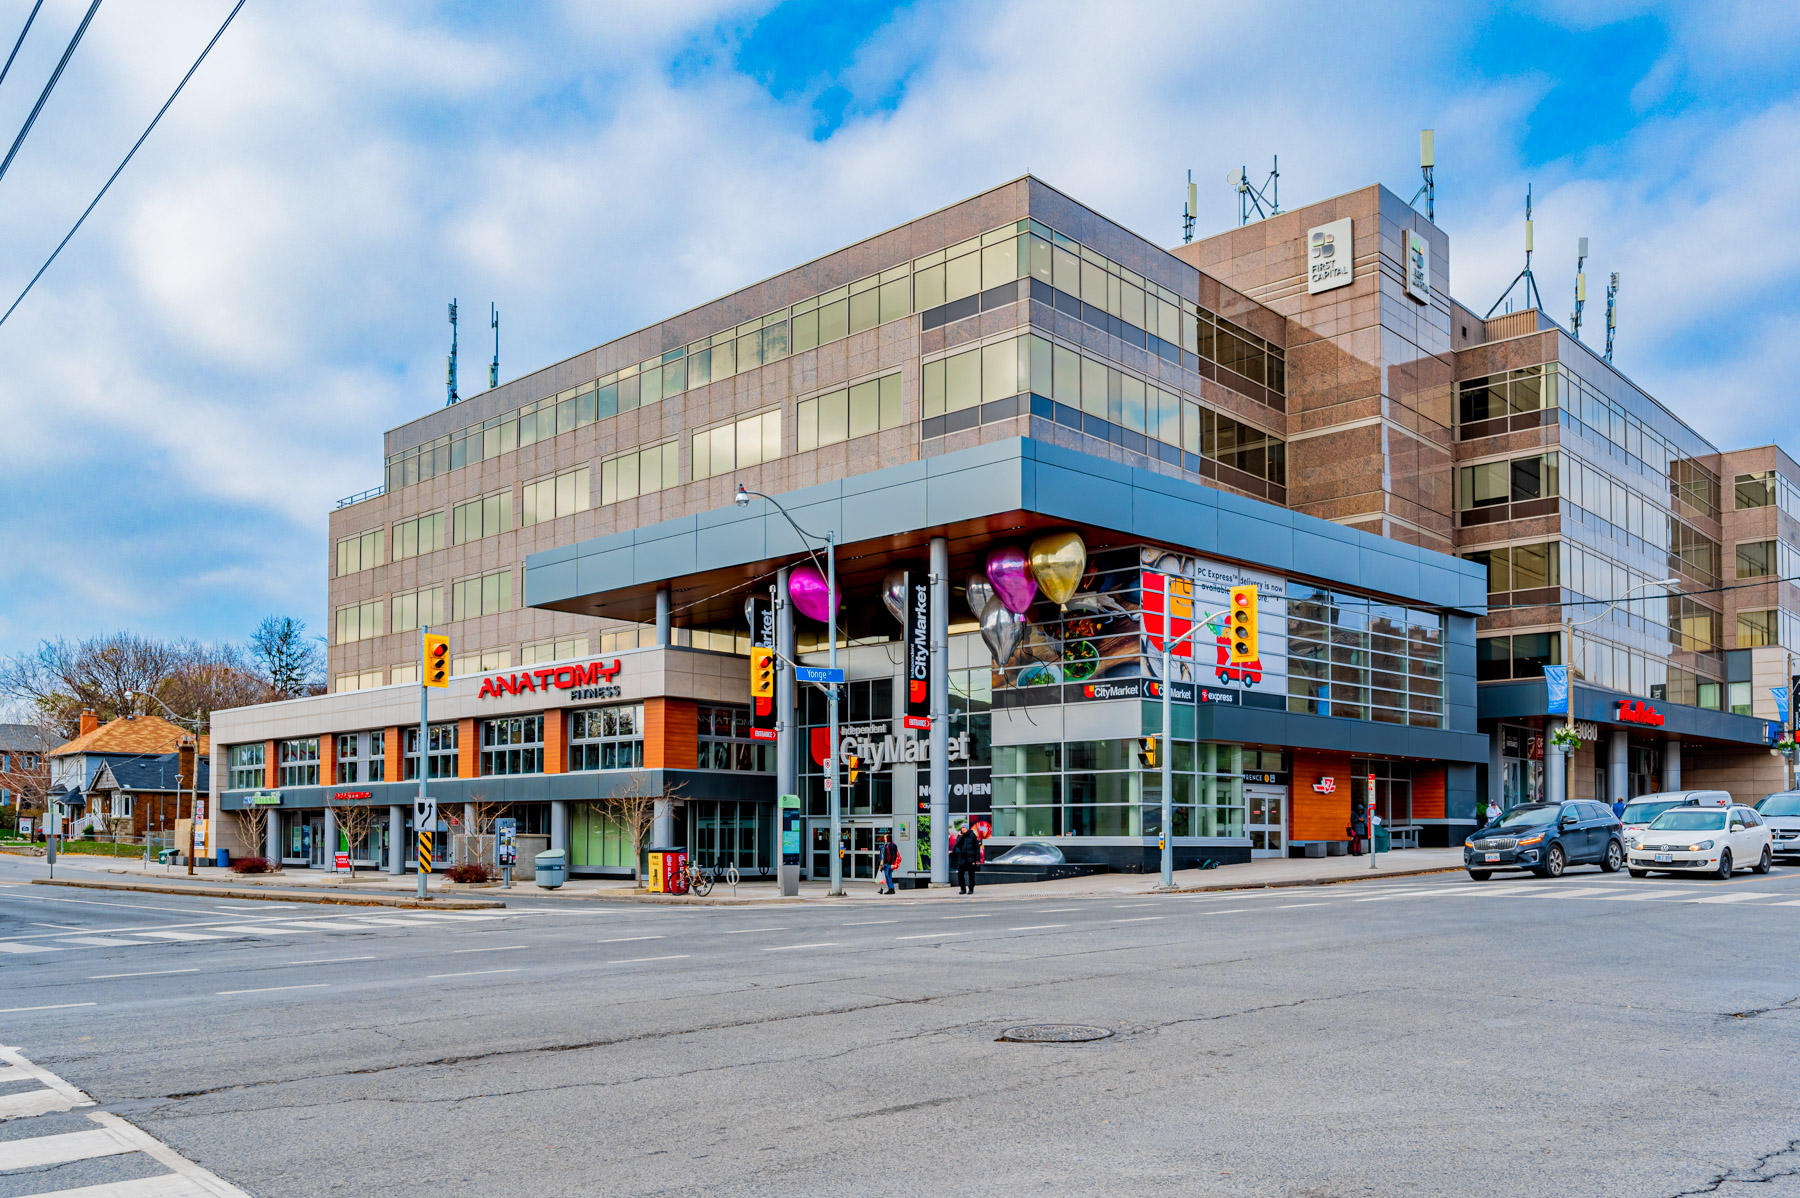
[996,1024,1114,1044]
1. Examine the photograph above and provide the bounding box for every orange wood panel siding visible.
[1412,766,1447,820]
[458,718,478,779]
[1290,750,1353,841]
[319,734,337,788]
[543,709,566,775]
[645,698,698,770]
[384,726,401,782]
[263,739,277,789]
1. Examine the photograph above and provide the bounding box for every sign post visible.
[418,626,450,898]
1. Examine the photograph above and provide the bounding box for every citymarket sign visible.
[477,659,623,702]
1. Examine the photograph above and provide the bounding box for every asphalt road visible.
[3,852,1799,1197]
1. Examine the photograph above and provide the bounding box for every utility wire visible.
[0,0,45,92]
[1486,574,1800,612]
[0,0,247,333]
[0,0,102,187]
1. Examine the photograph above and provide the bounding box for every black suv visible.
[1465,801,1625,880]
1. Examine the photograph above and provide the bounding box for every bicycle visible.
[679,860,714,897]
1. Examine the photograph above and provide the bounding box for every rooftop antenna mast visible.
[1409,129,1435,221]
[1570,237,1589,340]
[489,302,499,390]
[445,298,459,406]
[1230,156,1280,226]
[1484,185,1544,318]
[1604,272,1619,362]
[1182,170,1197,244]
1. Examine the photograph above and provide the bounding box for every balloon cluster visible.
[785,529,1089,670]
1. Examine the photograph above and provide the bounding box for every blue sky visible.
[1,0,1798,657]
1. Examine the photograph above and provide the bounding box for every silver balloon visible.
[965,573,995,620]
[881,568,908,625]
[979,596,1025,666]
[1064,591,1127,616]
[1018,623,1061,664]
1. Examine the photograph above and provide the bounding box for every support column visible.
[929,536,949,887]
[1608,727,1628,805]
[322,806,338,872]
[1544,743,1565,805]
[652,800,674,848]
[1665,737,1681,790]
[387,806,404,874]
[776,567,799,896]
[267,811,282,864]
[656,588,671,647]
[1487,728,1503,816]
[550,799,568,855]
[463,802,477,865]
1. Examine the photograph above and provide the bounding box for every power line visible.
[1486,574,1800,612]
[0,0,45,92]
[0,0,247,333]
[0,0,102,188]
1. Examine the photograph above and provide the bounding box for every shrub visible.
[446,862,492,883]
[230,856,274,874]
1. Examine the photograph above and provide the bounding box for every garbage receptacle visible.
[215,849,230,869]
[534,849,566,889]
[1374,825,1391,853]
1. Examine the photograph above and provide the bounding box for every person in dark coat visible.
[952,823,981,895]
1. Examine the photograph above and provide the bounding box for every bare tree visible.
[327,799,380,879]
[105,814,131,849]
[0,715,52,837]
[455,794,508,865]
[249,617,325,698]
[232,803,273,864]
[589,777,677,883]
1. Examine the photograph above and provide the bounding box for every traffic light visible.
[1228,584,1259,664]
[847,755,861,785]
[750,647,774,699]
[423,633,450,688]
[1137,736,1158,767]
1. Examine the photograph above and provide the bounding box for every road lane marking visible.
[284,956,376,966]
[1274,903,1327,910]
[137,930,231,942]
[839,919,897,926]
[1197,908,1248,914]
[1692,892,1768,903]
[598,935,665,943]
[211,924,308,934]
[56,937,153,947]
[722,927,789,934]
[217,984,330,995]
[452,944,525,953]
[607,954,689,964]
[1009,924,1067,931]
[763,942,838,951]
[89,968,199,980]
[1111,903,1157,908]
[1027,907,1083,913]
[939,914,989,920]
[0,1002,97,1015]
[1112,916,1164,923]
[0,1125,132,1169]
[0,942,61,953]
[897,931,971,939]
[425,968,520,979]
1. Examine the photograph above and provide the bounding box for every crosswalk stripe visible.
[268,920,387,931]
[206,925,306,935]
[0,942,60,954]
[10,1171,219,1197]
[0,1126,132,1170]
[0,1089,78,1120]
[56,937,152,947]
[135,931,229,942]
[1692,892,1768,904]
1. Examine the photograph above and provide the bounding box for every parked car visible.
[1619,791,1728,854]
[1752,792,1800,859]
[1626,804,1773,877]
[1465,801,1624,880]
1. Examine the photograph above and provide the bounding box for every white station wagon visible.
[1627,804,1773,878]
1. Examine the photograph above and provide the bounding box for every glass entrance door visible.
[1244,784,1285,858]
[307,816,325,867]
[809,820,891,881]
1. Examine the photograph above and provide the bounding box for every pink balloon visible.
[787,563,837,624]
[986,545,1037,614]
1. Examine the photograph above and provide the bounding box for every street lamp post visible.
[137,692,204,874]
[736,486,844,896]
[1559,578,1679,802]
[1158,612,1221,890]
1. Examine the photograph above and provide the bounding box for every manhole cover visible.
[996,1024,1114,1043]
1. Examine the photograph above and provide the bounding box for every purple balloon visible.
[986,545,1037,614]
[787,562,837,624]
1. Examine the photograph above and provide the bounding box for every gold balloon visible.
[1028,530,1087,609]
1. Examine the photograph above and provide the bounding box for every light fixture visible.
[734,485,750,508]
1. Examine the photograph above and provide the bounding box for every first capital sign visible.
[478,659,623,701]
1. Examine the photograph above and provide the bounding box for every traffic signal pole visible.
[419,625,430,899]
[1159,610,1218,890]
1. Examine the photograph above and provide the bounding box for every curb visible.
[30,878,506,910]
[1164,863,1462,895]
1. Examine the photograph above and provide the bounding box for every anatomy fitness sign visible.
[477,659,623,702]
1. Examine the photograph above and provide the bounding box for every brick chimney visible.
[79,710,99,737]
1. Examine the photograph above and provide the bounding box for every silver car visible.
[1755,792,1800,859]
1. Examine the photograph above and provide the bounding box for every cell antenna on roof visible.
[1230,156,1280,226]
[1182,170,1197,244]
[1604,272,1620,363]
[1409,129,1435,221]
[1485,185,1543,318]
[489,303,500,390]
[1569,237,1589,340]
[445,298,460,406]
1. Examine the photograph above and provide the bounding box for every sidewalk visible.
[19,847,1465,905]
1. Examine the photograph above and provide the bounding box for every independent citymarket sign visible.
[477,659,623,702]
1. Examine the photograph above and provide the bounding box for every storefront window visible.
[569,704,644,771]
[481,716,543,776]
[277,738,319,787]
[697,704,773,772]
[686,800,772,874]
[227,743,264,790]
[404,723,458,780]
[992,738,1245,839]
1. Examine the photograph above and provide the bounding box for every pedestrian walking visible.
[878,833,900,894]
[952,822,981,895]
[1610,796,1626,821]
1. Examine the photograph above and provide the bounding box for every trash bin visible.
[1375,825,1391,853]
[534,849,566,889]
[215,849,230,868]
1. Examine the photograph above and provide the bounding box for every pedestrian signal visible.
[423,633,450,687]
[1227,584,1259,664]
[750,647,774,698]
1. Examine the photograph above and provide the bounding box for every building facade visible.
[210,175,1789,879]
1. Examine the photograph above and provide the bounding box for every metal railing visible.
[335,484,386,510]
